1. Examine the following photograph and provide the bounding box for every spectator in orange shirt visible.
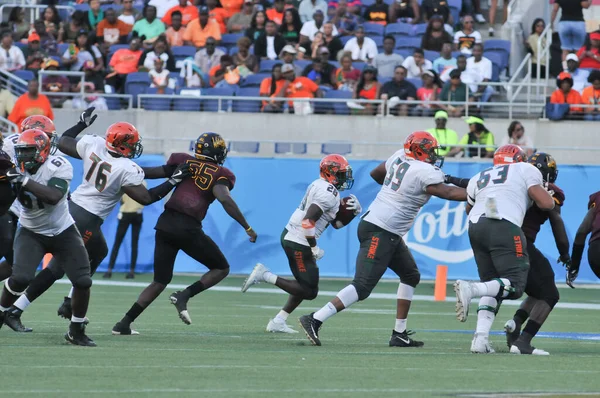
[550,72,583,116]
[162,0,199,27]
[582,70,600,121]
[208,55,236,87]
[260,62,285,112]
[184,6,222,48]
[207,0,229,34]
[221,0,245,18]
[8,80,54,129]
[106,37,144,93]
[96,8,132,45]
[267,0,285,25]
[281,63,323,114]
[166,11,187,47]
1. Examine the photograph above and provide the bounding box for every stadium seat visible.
[173,97,202,111]
[13,70,34,82]
[361,0,376,6]
[259,59,279,73]
[448,0,462,26]
[295,59,311,71]
[14,42,26,51]
[229,45,253,56]
[363,22,385,37]
[124,72,151,105]
[57,43,69,56]
[275,142,308,154]
[233,87,261,113]
[451,51,463,59]
[221,33,244,49]
[484,52,503,80]
[413,24,428,37]
[424,50,438,62]
[379,76,391,85]
[339,36,353,46]
[241,73,270,87]
[329,60,340,69]
[395,37,421,51]
[353,62,367,72]
[408,77,423,89]
[483,39,510,61]
[105,96,122,110]
[171,46,196,63]
[324,90,353,115]
[396,49,412,59]
[372,36,384,47]
[74,3,90,12]
[201,86,237,112]
[322,142,352,155]
[386,23,413,38]
[142,88,174,111]
[229,141,260,153]
[101,4,122,12]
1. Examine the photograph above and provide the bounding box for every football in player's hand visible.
[333,197,357,228]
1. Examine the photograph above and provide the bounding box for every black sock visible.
[122,302,144,324]
[183,281,206,299]
[521,320,542,344]
[513,309,529,328]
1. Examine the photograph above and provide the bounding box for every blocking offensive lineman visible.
[2,129,94,346]
[299,131,467,347]
[454,145,555,354]
[241,154,361,334]
[112,133,257,335]
[4,108,190,332]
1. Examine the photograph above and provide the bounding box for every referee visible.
[104,190,144,279]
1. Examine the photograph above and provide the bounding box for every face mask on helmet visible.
[335,166,354,191]
[15,146,42,171]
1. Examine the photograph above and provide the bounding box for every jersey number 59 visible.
[384,159,410,191]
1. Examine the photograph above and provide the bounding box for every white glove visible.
[345,194,362,215]
[543,182,555,197]
[311,246,325,260]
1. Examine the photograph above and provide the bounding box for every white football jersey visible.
[364,149,445,237]
[284,178,341,246]
[70,135,145,220]
[466,162,544,227]
[2,133,22,217]
[18,155,74,236]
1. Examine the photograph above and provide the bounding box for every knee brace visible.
[493,278,523,300]
[351,281,372,301]
[477,296,499,314]
[5,278,27,296]
[401,271,421,289]
[73,275,92,290]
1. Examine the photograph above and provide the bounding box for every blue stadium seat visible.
[395,37,421,51]
[259,59,279,73]
[372,36,384,47]
[105,96,122,110]
[379,76,391,85]
[329,60,340,69]
[14,42,26,51]
[484,39,510,58]
[229,141,260,153]
[407,77,422,89]
[414,24,428,37]
[324,90,353,115]
[241,73,270,87]
[171,46,196,63]
[221,33,243,49]
[339,36,353,46]
[361,0,376,6]
[353,62,367,72]
[74,3,90,12]
[363,23,385,37]
[142,88,173,110]
[322,142,351,155]
[295,60,311,70]
[13,70,34,82]
[396,49,411,59]
[173,97,202,111]
[386,23,413,38]
[451,50,463,59]
[101,4,122,12]
[57,43,69,56]
[124,72,151,105]
[424,50,438,62]
[275,142,307,154]
[201,86,237,112]
[484,52,503,80]
[233,87,261,113]
[448,0,462,28]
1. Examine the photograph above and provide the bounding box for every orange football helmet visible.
[21,115,57,154]
[15,129,51,171]
[404,131,443,166]
[105,122,143,159]
[493,144,526,166]
[320,154,354,191]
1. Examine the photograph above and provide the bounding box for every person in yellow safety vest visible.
[447,115,495,158]
[426,110,459,157]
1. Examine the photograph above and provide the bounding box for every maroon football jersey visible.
[163,153,236,225]
[588,191,600,243]
[521,183,565,242]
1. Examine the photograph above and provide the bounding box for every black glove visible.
[168,163,192,185]
[79,107,98,127]
[566,262,579,289]
[5,167,26,185]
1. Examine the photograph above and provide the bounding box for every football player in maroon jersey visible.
[570,190,600,283]
[112,132,257,335]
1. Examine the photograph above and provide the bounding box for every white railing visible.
[0,116,18,135]
[536,22,553,99]
[0,69,27,97]
[506,53,533,113]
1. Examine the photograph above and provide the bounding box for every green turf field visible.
[5,274,600,397]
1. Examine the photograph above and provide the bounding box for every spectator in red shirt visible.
[163,0,199,27]
[576,32,600,69]
[267,0,285,25]
[106,37,144,93]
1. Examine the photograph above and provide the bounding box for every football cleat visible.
[454,280,474,322]
[111,321,140,335]
[57,297,72,320]
[389,330,424,347]
[298,313,322,346]
[504,319,521,348]
[471,333,495,354]
[266,318,298,334]
[170,291,192,325]
[103,271,112,279]
[4,308,32,332]
[510,339,549,356]
[65,323,96,347]
[241,263,269,293]
[126,272,135,279]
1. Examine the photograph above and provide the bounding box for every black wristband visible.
[447,175,469,188]
[62,121,87,139]
[571,243,585,268]
[148,180,177,202]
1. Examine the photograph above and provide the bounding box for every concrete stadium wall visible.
[53,109,596,165]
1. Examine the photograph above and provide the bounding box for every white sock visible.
[263,271,277,285]
[71,316,86,323]
[0,305,8,312]
[68,287,74,299]
[472,279,511,298]
[337,285,359,308]
[275,310,289,322]
[14,295,31,311]
[475,296,497,337]
[313,302,337,322]
[394,319,407,333]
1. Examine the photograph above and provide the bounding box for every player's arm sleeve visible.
[142,153,181,179]
[215,168,236,190]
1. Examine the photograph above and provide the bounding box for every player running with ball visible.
[241,155,360,333]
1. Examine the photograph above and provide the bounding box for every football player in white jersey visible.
[1,129,96,346]
[241,155,361,333]
[454,144,555,354]
[299,131,467,347]
[0,116,57,283]
[4,108,190,333]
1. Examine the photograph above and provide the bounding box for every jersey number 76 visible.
[85,153,112,192]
